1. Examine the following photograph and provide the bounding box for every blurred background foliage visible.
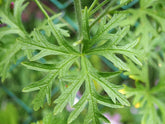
[0,0,165,124]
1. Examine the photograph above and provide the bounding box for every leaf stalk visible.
[74,0,83,39]
[34,0,49,19]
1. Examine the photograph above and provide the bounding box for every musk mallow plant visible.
[0,0,155,123]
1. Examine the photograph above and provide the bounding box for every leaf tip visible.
[22,88,27,92]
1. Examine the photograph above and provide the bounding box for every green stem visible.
[74,0,83,70]
[34,0,49,19]
[88,0,98,12]
[74,0,83,39]
[146,64,150,90]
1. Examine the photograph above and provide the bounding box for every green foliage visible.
[120,0,165,52]
[0,103,19,124]
[20,0,140,122]
[0,0,27,81]
[123,63,165,124]
[0,0,165,124]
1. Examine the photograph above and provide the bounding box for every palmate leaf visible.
[20,0,143,123]
[56,11,139,123]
